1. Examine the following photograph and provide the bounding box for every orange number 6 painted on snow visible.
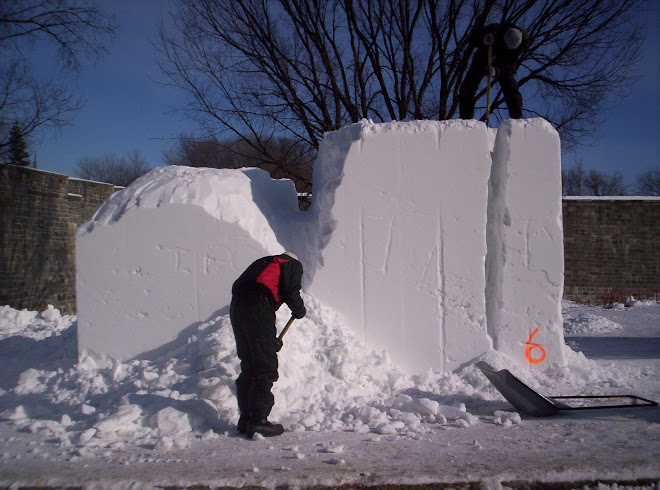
[525,328,546,364]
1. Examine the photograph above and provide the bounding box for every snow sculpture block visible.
[76,119,566,373]
[485,119,566,368]
[76,167,295,360]
[308,120,493,373]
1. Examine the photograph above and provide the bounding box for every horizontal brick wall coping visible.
[563,196,660,201]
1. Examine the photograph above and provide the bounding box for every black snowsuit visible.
[230,254,306,423]
[459,23,528,120]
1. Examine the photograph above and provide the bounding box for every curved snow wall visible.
[76,118,565,373]
[76,167,299,360]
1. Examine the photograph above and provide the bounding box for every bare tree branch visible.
[0,0,117,69]
[74,150,152,187]
[635,169,660,196]
[562,160,630,196]
[0,0,117,150]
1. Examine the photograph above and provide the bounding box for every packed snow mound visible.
[563,313,623,336]
[2,303,658,454]
[79,165,296,249]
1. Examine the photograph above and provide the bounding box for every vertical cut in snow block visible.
[76,166,296,360]
[486,119,566,369]
[308,120,492,373]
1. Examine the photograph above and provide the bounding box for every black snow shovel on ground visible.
[476,361,658,417]
[277,315,296,341]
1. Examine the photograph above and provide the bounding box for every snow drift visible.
[76,118,565,372]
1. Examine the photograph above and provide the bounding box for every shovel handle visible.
[277,315,296,341]
[486,43,493,124]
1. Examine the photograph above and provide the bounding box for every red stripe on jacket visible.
[255,257,289,302]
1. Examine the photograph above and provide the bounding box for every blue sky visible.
[562,0,659,180]
[29,0,196,174]
[29,1,659,184]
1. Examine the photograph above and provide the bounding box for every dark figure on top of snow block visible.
[459,23,528,120]
[230,252,306,438]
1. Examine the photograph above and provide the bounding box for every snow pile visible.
[0,305,70,341]
[1,301,492,453]
[492,410,522,427]
[2,302,658,457]
[628,299,660,308]
[0,305,78,392]
[563,299,660,338]
[563,313,623,336]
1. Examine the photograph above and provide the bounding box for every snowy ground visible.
[0,300,658,488]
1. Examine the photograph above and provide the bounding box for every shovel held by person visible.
[278,315,296,341]
[458,23,528,121]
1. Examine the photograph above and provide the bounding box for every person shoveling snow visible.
[230,252,307,438]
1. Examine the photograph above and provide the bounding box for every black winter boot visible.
[237,415,248,434]
[247,419,284,438]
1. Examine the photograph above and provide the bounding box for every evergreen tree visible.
[7,122,31,166]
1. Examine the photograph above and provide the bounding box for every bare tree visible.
[562,161,587,196]
[0,0,117,152]
[0,59,83,155]
[164,133,314,208]
[164,134,313,191]
[583,169,628,196]
[155,0,647,178]
[562,161,629,196]
[561,161,628,196]
[75,150,152,187]
[635,169,660,196]
[163,135,238,169]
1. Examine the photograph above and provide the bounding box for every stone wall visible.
[0,165,119,314]
[1,164,658,312]
[562,197,660,304]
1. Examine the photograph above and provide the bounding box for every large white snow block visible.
[76,166,296,360]
[308,120,493,373]
[485,119,566,369]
